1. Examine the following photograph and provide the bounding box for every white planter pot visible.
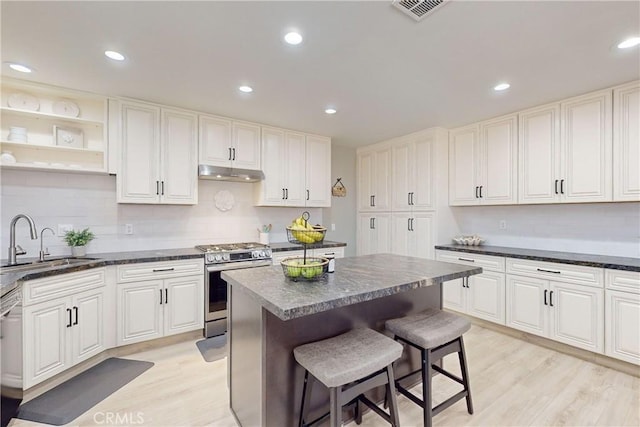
[71,246,86,257]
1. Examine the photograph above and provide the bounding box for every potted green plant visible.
[64,228,95,257]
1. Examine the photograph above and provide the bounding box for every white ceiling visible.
[2,1,639,147]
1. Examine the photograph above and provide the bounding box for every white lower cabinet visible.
[272,247,345,265]
[506,273,604,353]
[22,269,107,389]
[605,269,640,364]
[436,250,505,324]
[391,213,434,259]
[116,261,204,346]
[357,213,391,256]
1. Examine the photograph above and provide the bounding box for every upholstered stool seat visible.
[294,328,403,427]
[385,309,473,427]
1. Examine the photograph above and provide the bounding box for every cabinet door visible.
[117,280,163,346]
[449,125,479,206]
[357,214,374,255]
[199,114,232,167]
[605,289,640,364]
[161,108,198,204]
[518,103,561,204]
[467,271,505,325]
[357,151,375,211]
[549,281,603,353]
[390,213,411,257]
[479,114,518,205]
[561,90,612,203]
[285,132,307,206]
[506,275,547,337]
[373,148,392,211]
[373,213,392,254]
[232,121,261,170]
[613,81,640,201]
[23,298,70,389]
[412,136,434,210]
[305,135,331,207]
[71,288,106,364]
[258,127,287,206]
[164,276,205,337]
[117,101,161,203]
[392,140,412,211]
[410,213,434,259]
[442,278,466,313]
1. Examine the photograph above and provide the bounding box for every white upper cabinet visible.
[392,133,434,211]
[116,99,198,204]
[305,134,331,207]
[613,81,640,202]
[519,103,561,204]
[449,125,479,205]
[199,114,261,171]
[357,146,392,211]
[255,128,331,207]
[561,89,612,203]
[449,114,517,206]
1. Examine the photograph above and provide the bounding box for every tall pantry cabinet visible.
[357,128,446,259]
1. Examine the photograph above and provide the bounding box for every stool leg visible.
[355,397,362,425]
[385,365,400,427]
[422,348,433,427]
[330,386,342,427]
[458,336,474,415]
[299,370,314,427]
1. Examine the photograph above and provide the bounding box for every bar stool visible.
[294,328,403,427]
[385,309,473,427]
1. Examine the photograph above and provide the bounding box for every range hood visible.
[198,164,264,182]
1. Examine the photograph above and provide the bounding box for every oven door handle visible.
[206,260,272,272]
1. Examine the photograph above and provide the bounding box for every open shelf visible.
[0,107,104,126]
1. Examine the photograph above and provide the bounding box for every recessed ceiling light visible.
[8,63,32,73]
[239,86,253,93]
[618,37,640,49]
[104,50,125,61]
[325,108,337,114]
[494,83,511,91]
[284,32,303,45]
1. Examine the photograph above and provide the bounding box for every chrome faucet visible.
[8,214,38,265]
[39,227,55,262]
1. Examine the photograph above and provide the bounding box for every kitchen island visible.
[222,253,482,427]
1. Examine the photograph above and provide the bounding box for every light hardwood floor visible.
[9,325,640,427]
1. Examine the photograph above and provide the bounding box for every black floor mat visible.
[16,357,153,426]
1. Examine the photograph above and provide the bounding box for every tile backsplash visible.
[0,169,321,258]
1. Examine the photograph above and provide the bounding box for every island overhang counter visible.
[222,253,482,427]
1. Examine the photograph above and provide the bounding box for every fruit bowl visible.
[286,226,327,245]
[281,256,329,281]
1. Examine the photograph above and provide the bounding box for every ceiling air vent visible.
[392,0,449,21]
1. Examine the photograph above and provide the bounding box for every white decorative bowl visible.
[452,235,485,246]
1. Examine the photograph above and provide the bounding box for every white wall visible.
[322,145,357,257]
[0,169,323,258]
[451,202,640,258]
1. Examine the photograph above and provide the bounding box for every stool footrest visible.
[359,395,393,424]
[431,365,464,385]
[433,390,468,416]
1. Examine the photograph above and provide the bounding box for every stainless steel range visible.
[196,242,272,337]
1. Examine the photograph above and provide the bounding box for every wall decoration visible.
[215,190,235,211]
[54,125,84,148]
[332,177,347,197]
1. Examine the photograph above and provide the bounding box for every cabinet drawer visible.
[606,269,640,294]
[23,268,106,307]
[506,258,603,288]
[436,250,505,273]
[116,259,203,283]
[272,251,305,265]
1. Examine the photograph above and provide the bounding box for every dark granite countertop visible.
[222,254,482,321]
[0,248,203,298]
[435,244,640,272]
[269,240,346,252]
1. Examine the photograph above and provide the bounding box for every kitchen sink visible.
[0,257,100,273]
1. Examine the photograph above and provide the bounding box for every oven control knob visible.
[213,254,221,262]
[223,253,230,261]
[259,250,266,258]
[206,254,214,263]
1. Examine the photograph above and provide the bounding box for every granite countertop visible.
[435,244,640,272]
[0,241,347,298]
[222,253,482,321]
[0,248,204,298]
[269,240,346,252]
